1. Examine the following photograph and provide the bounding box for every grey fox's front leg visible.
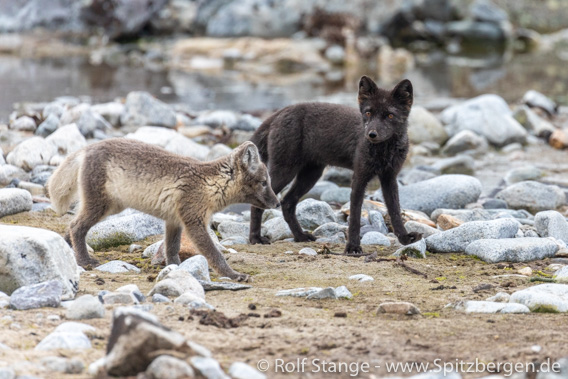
[164,223,182,265]
[184,219,250,282]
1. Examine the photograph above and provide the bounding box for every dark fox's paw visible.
[250,235,271,245]
[77,256,100,269]
[233,272,252,283]
[343,242,365,256]
[398,232,423,245]
[294,232,316,242]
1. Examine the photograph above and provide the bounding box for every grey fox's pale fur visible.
[48,138,279,281]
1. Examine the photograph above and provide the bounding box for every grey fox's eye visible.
[261,181,268,187]
[388,114,394,119]
[365,111,371,117]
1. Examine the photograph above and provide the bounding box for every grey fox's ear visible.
[358,76,378,104]
[391,79,413,109]
[239,142,261,174]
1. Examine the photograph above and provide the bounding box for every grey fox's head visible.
[357,76,413,144]
[234,142,280,210]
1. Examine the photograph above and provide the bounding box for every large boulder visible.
[6,136,57,171]
[407,106,448,145]
[45,123,87,155]
[296,198,337,230]
[120,92,177,129]
[0,188,32,218]
[0,225,79,299]
[535,211,568,243]
[440,94,527,147]
[465,238,558,263]
[373,175,482,215]
[126,126,209,161]
[510,284,568,313]
[496,181,566,213]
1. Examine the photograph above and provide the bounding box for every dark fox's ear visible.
[358,76,379,104]
[391,79,413,109]
[239,142,261,174]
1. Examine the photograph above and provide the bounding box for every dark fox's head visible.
[357,76,413,144]
[234,142,280,210]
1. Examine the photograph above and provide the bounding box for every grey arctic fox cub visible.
[48,138,279,281]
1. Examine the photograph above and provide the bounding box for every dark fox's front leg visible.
[344,169,374,255]
[379,170,422,245]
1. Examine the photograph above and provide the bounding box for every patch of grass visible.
[422,312,440,318]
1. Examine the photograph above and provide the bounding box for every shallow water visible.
[0,48,567,122]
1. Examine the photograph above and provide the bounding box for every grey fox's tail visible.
[47,150,84,215]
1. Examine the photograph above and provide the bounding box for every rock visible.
[104,307,201,377]
[179,255,210,282]
[90,102,124,127]
[174,292,213,310]
[262,217,293,242]
[393,239,426,258]
[430,208,531,223]
[10,116,36,131]
[126,126,209,161]
[306,181,339,199]
[193,110,238,129]
[206,143,233,161]
[377,302,420,315]
[276,287,323,298]
[368,211,389,234]
[0,367,15,379]
[95,260,141,274]
[550,129,568,150]
[217,221,250,241]
[426,218,519,254]
[313,222,348,238]
[361,231,391,246]
[466,238,558,263]
[35,322,92,350]
[454,300,529,314]
[374,175,482,215]
[316,232,346,244]
[296,199,337,230]
[45,123,87,156]
[486,292,511,302]
[349,274,374,282]
[441,94,527,147]
[320,187,351,204]
[77,109,112,137]
[322,167,353,186]
[400,168,437,185]
[103,292,138,305]
[307,287,337,300]
[229,362,266,379]
[442,130,488,156]
[437,214,464,230]
[535,211,568,243]
[41,356,84,374]
[0,188,32,217]
[0,225,79,299]
[121,92,177,128]
[199,281,251,291]
[470,0,508,23]
[334,286,353,299]
[504,166,544,186]
[518,267,533,276]
[509,284,568,312]
[482,199,508,209]
[496,181,566,213]
[86,210,165,249]
[446,19,506,43]
[523,90,558,116]
[408,106,448,145]
[220,236,248,246]
[152,294,170,303]
[146,355,195,379]
[66,295,105,320]
[149,270,205,299]
[405,221,440,238]
[0,164,29,187]
[9,280,62,310]
[325,44,345,64]
[142,241,162,258]
[554,266,568,283]
[6,136,57,171]
[514,106,556,137]
[190,357,229,379]
[431,155,475,175]
[298,247,317,256]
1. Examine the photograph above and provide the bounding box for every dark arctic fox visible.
[249,76,421,254]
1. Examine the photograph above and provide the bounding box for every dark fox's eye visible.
[261,181,268,187]
[388,114,394,119]
[365,111,371,117]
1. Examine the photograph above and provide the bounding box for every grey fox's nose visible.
[368,131,377,139]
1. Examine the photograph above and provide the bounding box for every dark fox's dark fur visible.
[249,76,422,253]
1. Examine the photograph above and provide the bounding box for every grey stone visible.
[190,357,229,379]
[504,166,544,186]
[179,255,211,282]
[393,239,427,258]
[206,143,233,161]
[296,198,337,230]
[35,330,92,350]
[374,175,482,215]
[313,222,348,238]
[368,211,389,234]
[325,44,345,64]
[426,218,519,253]
[431,155,475,175]
[408,106,448,145]
[103,292,138,305]
[126,126,209,161]
[217,220,250,240]
[0,188,32,217]
[486,292,511,303]
[509,283,568,312]
[10,115,36,131]
[6,136,57,171]
[45,123,87,156]
[470,0,508,23]
[377,302,421,315]
[36,114,60,137]
[220,236,249,246]
[174,292,213,310]
[496,181,566,213]
[405,221,440,238]
[466,237,558,264]
[535,211,568,243]
[262,217,293,242]
[149,270,205,299]
[298,247,317,256]
[307,287,338,300]
[229,362,266,379]
[86,211,165,249]
[442,130,488,156]
[361,231,391,246]
[90,102,125,127]
[146,355,195,379]
[0,164,29,187]
[322,167,353,186]
[152,294,170,303]
[400,168,437,185]
[121,91,177,128]
[430,208,532,223]
[454,300,529,314]
[349,274,374,282]
[276,287,323,297]
[334,285,353,299]
[30,165,55,186]
[212,212,244,227]
[320,187,351,204]
[523,90,558,116]
[55,321,96,334]
[446,19,506,42]
[0,367,15,379]
[10,280,62,310]
[482,199,508,209]
[232,114,262,131]
[200,281,252,291]
[306,180,339,199]
[77,109,112,137]
[0,225,79,299]
[142,240,162,258]
[554,266,568,283]
[193,110,238,129]
[316,232,346,244]
[95,260,141,274]
[41,356,84,374]
[66,295,105,320]
[441,94,527,147]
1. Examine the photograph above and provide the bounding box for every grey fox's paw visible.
[232,272,252,283]
[343,242,364,256]
[250,235,271,245]
[398,232,423,245]
[294,232,316,242]
[76,256,100,269]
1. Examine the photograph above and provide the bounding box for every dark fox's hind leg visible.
[250,164,298,244]
[282,165,325,242]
